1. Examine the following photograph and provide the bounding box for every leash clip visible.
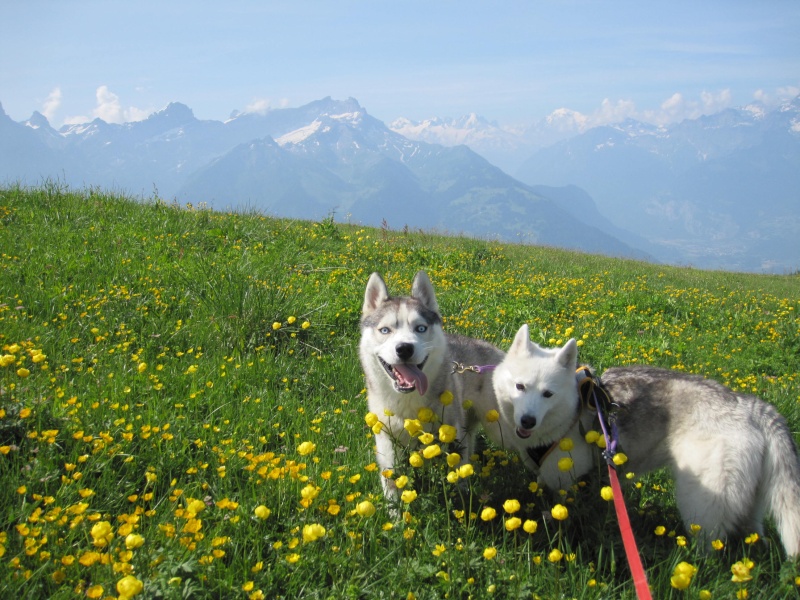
[451,361,479,374]
[451,362,497,375]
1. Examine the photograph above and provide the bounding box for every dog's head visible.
[493,324,580,441]
[359,271,444,396]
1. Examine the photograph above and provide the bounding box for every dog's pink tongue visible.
[394,364,429,396]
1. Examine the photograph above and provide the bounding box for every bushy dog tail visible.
[761,402,800,557]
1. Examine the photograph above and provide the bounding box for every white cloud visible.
[550,89,739,131]
[594,98,638,125]
[701,89,732,113]
[62,86,151,125]
[755,85,800,106]
[62,85,153,125]
[244,98,272,114]
[41,87,62,121]
[243,97,291,115]
[93,85,125,123]
[777,85,800,101]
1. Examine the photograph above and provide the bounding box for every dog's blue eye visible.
[379,327,390,334]
[515,383,525,391]
[415,325,428,333]
[543,390,553,398]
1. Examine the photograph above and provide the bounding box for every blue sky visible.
[2,0,798,128]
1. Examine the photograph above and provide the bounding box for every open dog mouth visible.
[379,356,429,396]
[515,427,532,439]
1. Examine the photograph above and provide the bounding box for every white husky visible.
[492,324,800,556]
[358,271,503,502]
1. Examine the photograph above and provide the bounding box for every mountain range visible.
[514,101,800,272]
[1,96,798,273]
[393,100,800,273]
[0,97,648,262]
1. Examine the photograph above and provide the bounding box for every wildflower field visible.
[1,183,799,599]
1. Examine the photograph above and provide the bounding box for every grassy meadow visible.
[1,183,799,599]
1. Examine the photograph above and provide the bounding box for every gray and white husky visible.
[359,271,503,502]
[492,323,800,556]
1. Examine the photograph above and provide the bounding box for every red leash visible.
[577,368,652,600]
[608,464,652,600]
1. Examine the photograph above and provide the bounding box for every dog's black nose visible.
[395,343,414,360]
[521,415,537,429]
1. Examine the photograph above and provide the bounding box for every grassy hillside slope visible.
[1,183,798,599]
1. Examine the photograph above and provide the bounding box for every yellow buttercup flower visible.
[355,501,376,517]
[404,419,423,436]
[483,547,497,560]
[485,410,500,423]
[600,486,614,501]
[502,498,521,514]
[90,521,114,548]
[116,575,144,599]
[731,560,754,583]
[446,452,461,467]
[418,432,435,445]
[125,533,145,549]
[558,437,574,451]
[457,463,474,478]
[422,444,441,459]
[400,489,417,504]
[438,424,457,443]
[302,523,326,543]
[670,561,697,590]
[417,407,434,423]
[557,457,574,472]
[297,441,316,456]
[480,507,497,521]
[550,504,568,521]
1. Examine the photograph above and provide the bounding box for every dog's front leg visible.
[373,430,400,502]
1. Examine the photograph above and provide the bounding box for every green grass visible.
[0,181,798,599]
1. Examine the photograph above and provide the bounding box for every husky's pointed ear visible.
[411,271,440,313]
[363,272,390,317]
[508,324,532,356]
[556,338,578,369]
